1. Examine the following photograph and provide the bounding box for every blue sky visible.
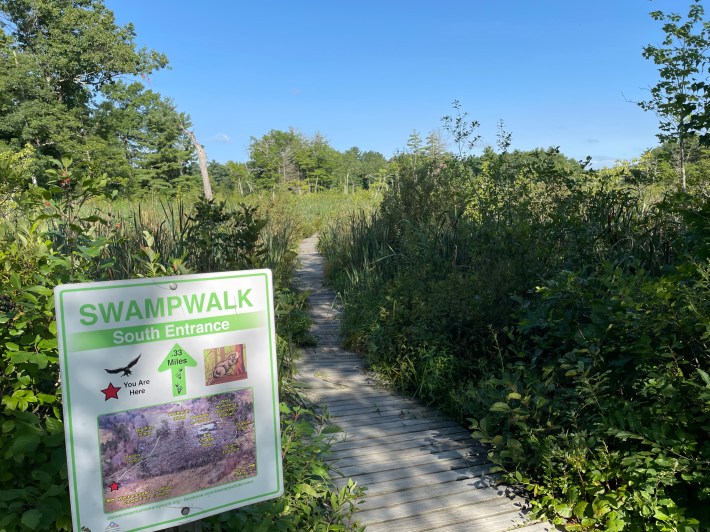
[107,0,686,167]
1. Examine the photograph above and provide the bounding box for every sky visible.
[106,0,688,167]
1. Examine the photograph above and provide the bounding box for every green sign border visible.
[56,271,281,531]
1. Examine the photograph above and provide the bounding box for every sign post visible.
[54,269,283,532]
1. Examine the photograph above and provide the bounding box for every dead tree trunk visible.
[181,125,213,201]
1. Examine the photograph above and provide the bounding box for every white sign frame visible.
[54,269,283,532]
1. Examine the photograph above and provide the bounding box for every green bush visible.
[0,158,365,531]
[468,255,710,530]
[320,145,710,530]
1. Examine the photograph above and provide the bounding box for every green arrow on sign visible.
[158,343,198,397]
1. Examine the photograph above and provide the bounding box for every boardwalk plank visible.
[334,447,482,478]
[351,469,501,497]
[325,433,476,461]
[330,425,474,452]
[358,478,501,511]
[364,502,526,531]
[357,492,524,525]
[338,460,493,488]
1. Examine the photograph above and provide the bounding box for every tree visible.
[180,125,213,200]
[294,132,339,191]
[0,0,167,160]
[248,129,300,188]
[0,0,181,194]
[249,129,344,192]
[134,95,194,192]
[339,147,362,194]
[208,160,229,189]
[92,81,195,193]
[224,161,252,194]
[358,150,388,190]
[425,129,447,158]
[639,0,710,192]
[406,129,424,167]
[442,100,481,157]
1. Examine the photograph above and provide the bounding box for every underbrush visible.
[320,149,710,531]
[0,161,365,531]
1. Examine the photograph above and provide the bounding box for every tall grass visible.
[221,188,380,239]
[78,189,379,282]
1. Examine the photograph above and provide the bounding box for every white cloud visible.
[207,133,233,143]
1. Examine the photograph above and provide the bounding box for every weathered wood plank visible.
[330,424,472,451]
[334,419,465,443]
[317,395,423,412]
[362,500,526,531]
[336,460,494,489]
[334,447,483,478]
[356,489,524,525]
[346,469,501,496]
[319,404,434,421]
[357,477,500,511]
[324,432,476,461]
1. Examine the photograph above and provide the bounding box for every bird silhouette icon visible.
[105,354,141,377]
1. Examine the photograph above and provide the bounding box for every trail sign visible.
[54,269,283,532]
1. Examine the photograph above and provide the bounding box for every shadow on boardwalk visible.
[294,236,556,532]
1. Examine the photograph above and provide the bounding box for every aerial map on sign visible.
[99,389,256,513]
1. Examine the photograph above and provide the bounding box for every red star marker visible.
[109,482,120,491]
[101,383,121,400]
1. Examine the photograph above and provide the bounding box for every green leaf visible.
[45,417,63,434]
[592,497,611,517]
[654,456,675,468]
[56,515,73,530]
[31,470,52,485]
[26,285,53,296]
[310,464,329,479]
[21,508,42,529]
[573,501,588,518]
[36,393,56,404]
[554,503,573,518]
[489,402,511,413]
[296,483,319,498]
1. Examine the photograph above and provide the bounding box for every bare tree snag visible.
[181,124,213,201]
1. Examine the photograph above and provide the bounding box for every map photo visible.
[98,389,256,513]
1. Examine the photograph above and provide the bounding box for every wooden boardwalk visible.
[294,236,554,532]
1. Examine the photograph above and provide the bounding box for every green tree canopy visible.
[0,0,195,192]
